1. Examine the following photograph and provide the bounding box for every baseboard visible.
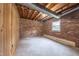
[44,34,76,47]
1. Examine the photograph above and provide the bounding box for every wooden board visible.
[0,4,20,56]
[0,4,3,56]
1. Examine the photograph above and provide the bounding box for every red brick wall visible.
[43,11,79,47]
[20,19,43,38]
[19,10,79,47]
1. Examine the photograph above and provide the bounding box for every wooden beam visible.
[21,6,25,18]
[55,4,69,13]
[20,3,60,19]
[61,4,79,14]
[38,15,49,21]
[34,4,51,20]
[34,4,56,21]
[40,3,48,7]
[33,11,39,20]
[51,3,67,11]
[46,3,52,8]
[46,3,56,9]
[31,11,38,20]
[33,12,42,20]
[43,17,53,22]
[27,9,33,19]
[57,4,77,13]
[60,5,79,17]
[17,5,23,18]
[24,8,29,19]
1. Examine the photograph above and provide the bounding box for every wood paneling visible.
[0,4,3,56]
[3,3,12,56]
[0,4,19,56]
[11,4,19,55]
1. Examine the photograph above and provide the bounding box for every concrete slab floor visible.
[16,37,79,56]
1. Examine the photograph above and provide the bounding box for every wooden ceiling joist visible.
[27,10,33,19]
[41,3,56,9]
[57,4,77,13]
[39,15,49,21]
[46,3,52,8]
[43,17,54,22]
[60,5,79,17]
[50,4,67,11]
[48,4,57,9]
[55,4,69,13]
[16,3,79,21]
[31,11,38,20]
[24,8,29,18]
[20,3,60,19]
[56,4,69,13]
[37,13,47,20]
[34,12,42,20]
[33,11,39,20]
[17,5,23,18]
[22,7,25,18]
[40,3,48,7]
[61,4,79,14]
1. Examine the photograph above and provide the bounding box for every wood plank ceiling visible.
[16,3,78,21]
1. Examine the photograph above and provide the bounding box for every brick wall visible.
[20,19,43,38]
[43,10,79,47]
[19,10,79,47]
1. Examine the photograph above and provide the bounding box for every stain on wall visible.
[43,10,79,47]
[20,19,43,38]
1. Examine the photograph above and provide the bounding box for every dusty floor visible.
[16,37,79,56]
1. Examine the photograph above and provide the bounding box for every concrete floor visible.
[16,37,79,56]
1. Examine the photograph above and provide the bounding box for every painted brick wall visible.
[43,10,79,47]
[20,19,43,38]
